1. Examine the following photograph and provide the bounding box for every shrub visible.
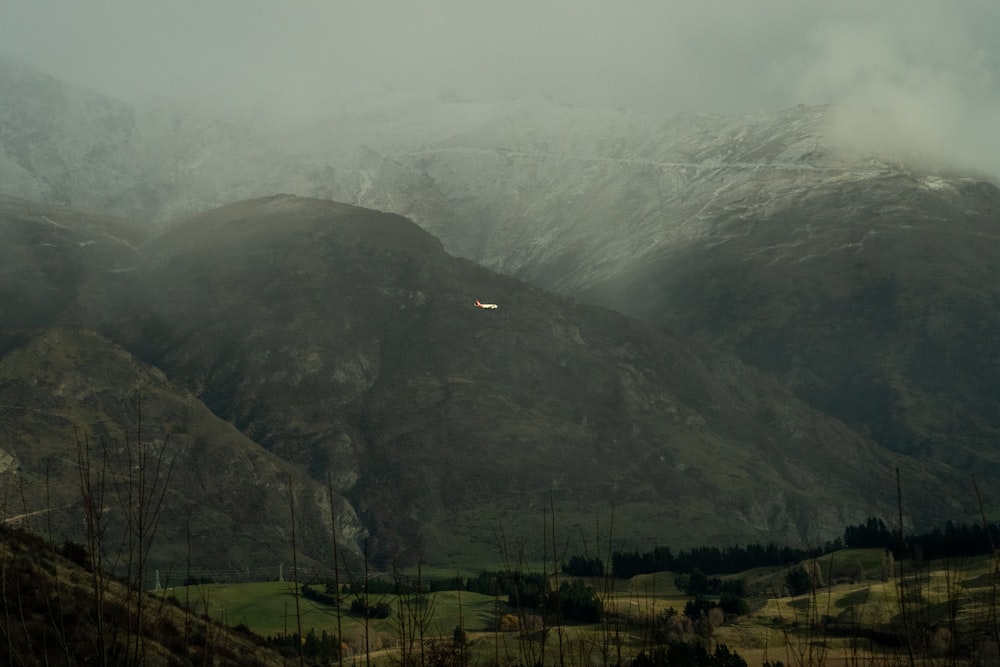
[562,555,604,577]
[549,579,603,622]
[785,565,812,596]
[497,613,520,632]
[59,540,91,570]
[349,597,391,619]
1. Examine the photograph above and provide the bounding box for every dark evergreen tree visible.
[562,554,604,577]
[785,566,812,596]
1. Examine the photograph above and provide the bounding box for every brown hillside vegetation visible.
[0,525,286,666]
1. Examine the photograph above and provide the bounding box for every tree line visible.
[589,517,1000,579]
[609,543,825,579]
[843,517,1000,561]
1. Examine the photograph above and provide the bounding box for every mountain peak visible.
[3,65,999,565]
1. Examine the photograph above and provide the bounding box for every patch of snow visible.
[40,215,70,230]
[920,176,954,192]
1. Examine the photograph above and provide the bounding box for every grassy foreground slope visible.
[0,526,287,666]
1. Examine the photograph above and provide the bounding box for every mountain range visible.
[1,55,998,570]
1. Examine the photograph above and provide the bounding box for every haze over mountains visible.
[2,56,999,570]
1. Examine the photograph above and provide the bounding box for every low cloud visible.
[827,86,1000,179]
[779,2,1000,177]
[2,0,998,176]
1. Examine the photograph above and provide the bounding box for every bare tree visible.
[109,393,174,665]
[76,425,114,662]
[288,475,305,667]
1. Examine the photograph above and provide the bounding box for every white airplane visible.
[474,298,498,309]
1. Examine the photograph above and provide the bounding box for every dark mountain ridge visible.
[5,61,997,481]
[0,193,966,569]
[576,170,1000,470]
[3,60,999,566]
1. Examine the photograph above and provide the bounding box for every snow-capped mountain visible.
[4,56,1000,514]
[0,56,139,207]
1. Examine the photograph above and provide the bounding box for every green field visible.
[164,581,503,640]
[161,550,1000,665]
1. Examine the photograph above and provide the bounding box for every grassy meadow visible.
[157,548,1000,664]
[166,581,502,642]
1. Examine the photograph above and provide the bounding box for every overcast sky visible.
[2,1,999,173]
[0,1,995,111]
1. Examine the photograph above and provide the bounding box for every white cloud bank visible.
[1,0,998,175]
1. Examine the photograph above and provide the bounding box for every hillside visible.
[576,170,1000,468]
[0,525,288,665]
[0,324,365,572]
[0,193,974,570]
[4,60,998,498]
[0,195,146,353]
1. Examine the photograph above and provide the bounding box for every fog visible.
[2,0,999,174]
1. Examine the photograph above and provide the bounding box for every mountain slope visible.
[0,325,365,572]
[9,65,994,478]
[103,195,968,563]
[576,171,1000,469]
[257,97,1000,485]
[3,62,999,560]
[252,98,1000,501]
[0,526,288,665]
[3,193,965,566]
[0,56,140,210]
[0,195,147,354]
